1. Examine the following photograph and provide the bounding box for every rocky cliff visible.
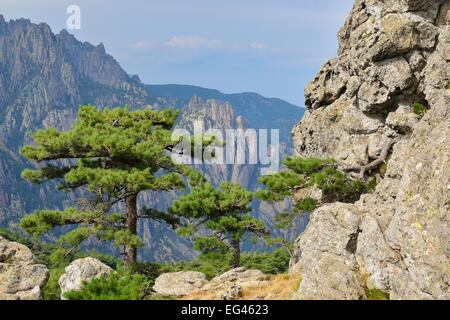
[290,0,449,300]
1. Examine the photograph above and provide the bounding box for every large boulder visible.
[290,0,450,300]
[191,268,270,300]
[58,257,112,299]
[153,271,208,297]
[153,268,270,300]
[208,267,269,288]
[0,236,48,300]
[289,204,365,300]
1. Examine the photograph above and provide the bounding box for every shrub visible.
[0,228,120,300]
[241,248,291,274]
[134,253,232,281]
[0,228,23,242]
[412,102,427,118]
[129,262,182,289]
[42,267,65,300]
[184,252,232,279]
[366,288,390,300]
[64,270,146,300]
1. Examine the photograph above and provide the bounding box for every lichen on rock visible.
[0,236,48,300]
[153,271,208,297]
[290,0,450,300]
[58,257,112,299]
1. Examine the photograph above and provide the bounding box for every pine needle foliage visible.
[20,105,201,265]
[257,157,376,228]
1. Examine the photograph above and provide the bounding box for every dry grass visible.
[183,274,301,300]
[182,290,217,300]
[240,274,301,300]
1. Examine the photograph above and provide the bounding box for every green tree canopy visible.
[257,157,376,229]
[20,105,202,266]
[170,182,268,268]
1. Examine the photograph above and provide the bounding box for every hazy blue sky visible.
[2,0,354,105]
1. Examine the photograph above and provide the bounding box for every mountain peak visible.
[0,16,149,125]
[96,42,106,53]
[130,74,142,84]
[58,28,71,37]
[8,17,32,27]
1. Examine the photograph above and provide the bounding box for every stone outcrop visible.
[153,268,270,300]
[199,268,270,300]
[58,257,112,299]
[0,236,48,300]
[153,271,208,297]
[290,0,450,300]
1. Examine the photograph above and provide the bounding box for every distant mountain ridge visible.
[0,15,305,261]
[147,84,302,144]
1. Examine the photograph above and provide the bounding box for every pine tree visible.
[257,157,376,228]
[20,105,201,266]
[170,182,268,268]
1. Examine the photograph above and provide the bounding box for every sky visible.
[1,0,354,106]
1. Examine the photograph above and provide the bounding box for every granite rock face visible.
[0,236,48,300]
[153,271,208,297]
[290,0,450,300]
[58,257,112,299]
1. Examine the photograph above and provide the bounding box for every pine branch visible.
[338,138,398,180]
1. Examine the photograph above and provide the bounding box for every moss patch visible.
[366,288,390,300]
[360,272,390,300]
[412,102,427,118]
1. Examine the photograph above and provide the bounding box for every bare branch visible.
[338,138,398,180]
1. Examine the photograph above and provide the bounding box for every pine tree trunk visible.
[231,238,241,269]
[124,193,138,267]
